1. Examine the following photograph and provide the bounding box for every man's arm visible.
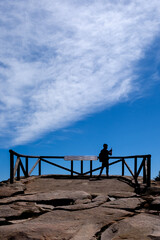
[108,148,112,155]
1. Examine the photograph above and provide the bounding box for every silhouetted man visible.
[98,144,112,178]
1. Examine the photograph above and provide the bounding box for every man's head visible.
[103,143,108,149]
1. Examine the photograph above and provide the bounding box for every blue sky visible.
[0,0,160,181]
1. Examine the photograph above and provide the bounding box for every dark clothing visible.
[98,148,112,177]
[99,149,110,162]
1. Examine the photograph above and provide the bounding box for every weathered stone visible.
[55,195,108,211]
[147,186,160,195]
[0,176,159,240]
[150,196,160,210]
[147,210,160,215]
[0,207,132,240]
[102,197,145,211]
[108,196,116,201]
[0,202,41,219]
[0,205,20,218]
[0,218,6,224]
[8,218,32,224]
[92,194,109,203]
[36,203,54,211]
[108,191,138,198]
[74,198,91,205]
[0,190,91,205]
[0,182,25,198]
[101,213,160,240]
[24,176,135,195]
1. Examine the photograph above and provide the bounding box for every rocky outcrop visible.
[101,213,160,240]
[0,182,25,198]
[0,176,159,239]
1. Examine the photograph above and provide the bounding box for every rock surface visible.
[101,213,160,240]
[0,175,159,240]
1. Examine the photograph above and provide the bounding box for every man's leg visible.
[106,160,109,177]
[99,166,103,176]
[98,164,104,178]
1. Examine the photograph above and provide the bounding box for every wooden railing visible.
[9,150,151,188]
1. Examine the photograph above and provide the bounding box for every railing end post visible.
[71,160,73,177]
[25,157,29,177]
[39,158,41,176]
[90,160,92,178]
[122,158,124,176]
[10,150,14,184]
[81,160,83,175]
[147,155,151,187]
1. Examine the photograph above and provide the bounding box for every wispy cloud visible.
[0,0,160,146]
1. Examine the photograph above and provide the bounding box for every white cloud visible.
[0,0,160,146]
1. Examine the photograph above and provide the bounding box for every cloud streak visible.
[0,0,160,146]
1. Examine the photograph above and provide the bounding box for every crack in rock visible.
[100,213,160,240]
[94,213,136,240]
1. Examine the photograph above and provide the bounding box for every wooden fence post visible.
[26,157,28,177]
[134,157,137,176]
[10,150,14,184]
[81,160,83,175]
[134,157,138,185]
[122,158,124,176]
[143,157,147,183]
[147,155,151,187]
[71,161,73,177]
[39,158,41,176]
[90,160,92,177]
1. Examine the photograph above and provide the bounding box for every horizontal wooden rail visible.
[9,150,64,159]
[109,155,151,159]
[9,150,151,160]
